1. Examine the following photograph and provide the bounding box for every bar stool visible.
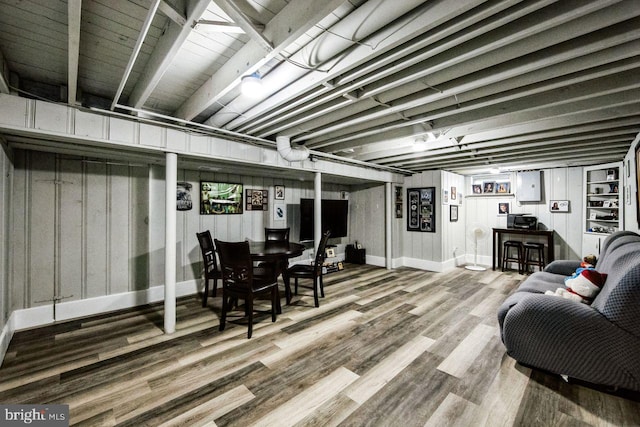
[502,240,524,274]
[523,242,545,273]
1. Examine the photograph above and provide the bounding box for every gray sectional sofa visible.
[498,230,640,392]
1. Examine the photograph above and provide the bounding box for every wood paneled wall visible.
[0,142,12,332]
[9,154,349,312]
[11,151,150,310]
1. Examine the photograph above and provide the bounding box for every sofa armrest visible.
[502,294,640,391]
[543,260,581,275]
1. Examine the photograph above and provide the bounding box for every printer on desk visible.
[507,213,538,230]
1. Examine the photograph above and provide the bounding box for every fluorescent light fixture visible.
[241,73,264,97]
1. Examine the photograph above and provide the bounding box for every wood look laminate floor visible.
[1,265,639,426]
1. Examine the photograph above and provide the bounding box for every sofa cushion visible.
[514,271,565,294]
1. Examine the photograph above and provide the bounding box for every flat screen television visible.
[299,198,348,241]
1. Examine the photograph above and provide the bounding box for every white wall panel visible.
[108,165,132,294]
[0,142,13,333]
[58,158,83,302]
[29,152,56,306]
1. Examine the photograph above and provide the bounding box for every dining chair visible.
[284,230,331,307]
[214,239,279,338]
[265,227,290,242]
[196,230,222,307]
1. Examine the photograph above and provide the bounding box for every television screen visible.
[299,198,348,241]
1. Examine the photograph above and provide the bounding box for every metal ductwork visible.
[277,135,309,162]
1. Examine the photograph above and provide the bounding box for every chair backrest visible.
[313,230,331,275]
[196,230,218,276]
[214,239,254,288]
[265,227,290,242]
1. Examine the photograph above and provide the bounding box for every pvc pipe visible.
[385,182,392,269]
[164,152,177,334]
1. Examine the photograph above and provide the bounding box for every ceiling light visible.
[241,73,264,97]
[490,167,501,174]
[412,137,427,152]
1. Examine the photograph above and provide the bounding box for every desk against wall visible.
[492,228,555,270]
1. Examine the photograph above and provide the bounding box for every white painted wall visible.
[623,135,640,234]
[0,141,13,351]
[349,184,387,266]
[464,168,584,267]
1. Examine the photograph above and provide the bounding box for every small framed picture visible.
[337,261,344,271]
[442,189,449,204]
[603,201,611,208]
[450,204,458,222]
[550,200,570,212]
[275,185,285,200]
[451,186,457,200]
[274,203,286,221]
[498,202,509,215]
[483,182,495,193]
[496,182,510,194]
[606,169,617,181]
[326,247,336,258]
[472,184,482,194]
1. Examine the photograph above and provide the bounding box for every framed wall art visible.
[200,182,243,214]
[550,200,569,212]
[407,187,435,232]
[177,182,193,211]
[246,189,268,211]
[450,204,458,222]
[275,185,285,200]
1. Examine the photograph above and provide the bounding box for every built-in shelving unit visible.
[582,162,623,255]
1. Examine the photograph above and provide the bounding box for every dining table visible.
[248,240,306,309]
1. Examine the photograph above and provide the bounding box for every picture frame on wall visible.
[407,187,435,232]
[200,182,243,214]
[246,189,268,211]
[450,204,458,222]
[498,202,509,215]
[177,182,193,211]
[496,182,510,194]
[275,185,285,200]
[550,200,570,212]
[483,181,495,193]
[274,203,286,221]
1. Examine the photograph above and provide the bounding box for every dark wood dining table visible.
[248,241,306,309]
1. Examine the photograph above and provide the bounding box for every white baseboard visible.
[10,279,202,332]
[464,254,492,269]
[0,315,15,368]
[401,256,445,272]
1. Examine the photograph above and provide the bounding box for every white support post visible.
[164,152,177,334]
[314,172,322,247]
[385,182,392,270]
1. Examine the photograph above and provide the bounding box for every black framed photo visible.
[483,182,495,193]
[450,204,458,222]
[200,182,243,214]
[498,202,510,215]
[246,189,268,211]
[407,187,435,232]
[275,185,285,200]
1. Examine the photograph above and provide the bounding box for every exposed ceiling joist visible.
[159,0,187,26]
[67,0,82,105]
[0,49,9,94]
[175,0,347,121]
[212,0,271,50]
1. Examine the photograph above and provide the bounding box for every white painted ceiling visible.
[0,0,638,176]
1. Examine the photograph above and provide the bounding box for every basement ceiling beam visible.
[296,10,640,145]
[67,0,82,105]
[237,0,530,136]
[209,0,485,129]
[159,0,187,26]
[213,0,271,50]
[0,49,9,94]
[128,0,211,109]
[174,0,347,121]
